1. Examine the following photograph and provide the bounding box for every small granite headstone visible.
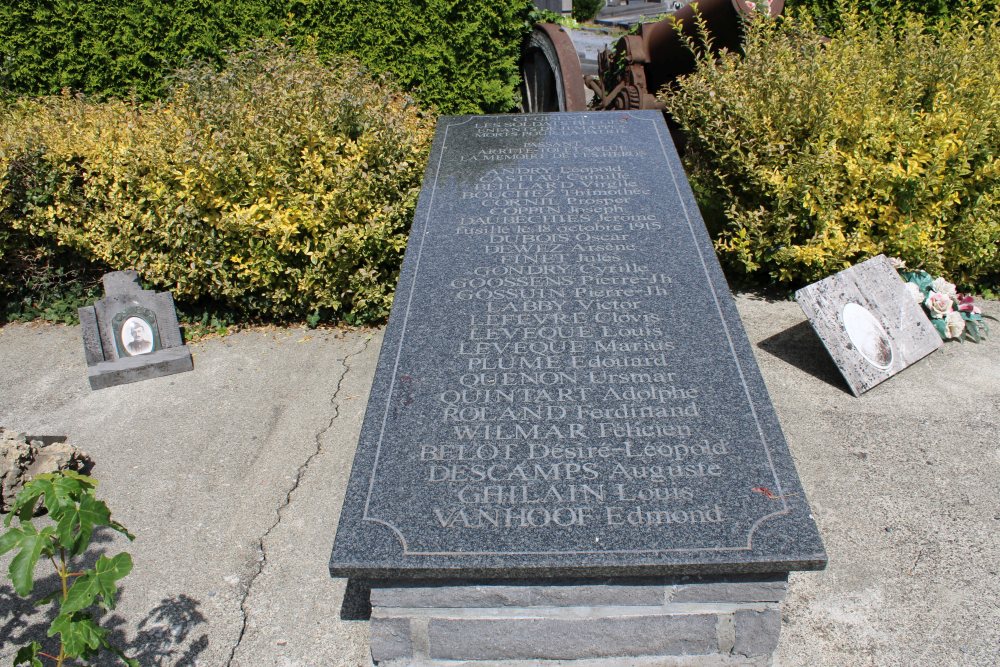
[795,255,942,396]
[79,271,193,390]
[330,112,825,580]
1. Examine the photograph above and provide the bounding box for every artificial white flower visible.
[904,282,923,303]
[931,276,957,299]
[888,257,907,270]
[945,311,965,339]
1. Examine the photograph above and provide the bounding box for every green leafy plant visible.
[0,148,108,325]
[288,0,535,114]
[0,263,105,326]
[1,471,136,667]
[660,4,1000,292]
[572,0,604,22]
[785,0,998,32]
[0,0,534,115]
[0,0,283,102]
[531,8,583,30]
[0,44,435,326]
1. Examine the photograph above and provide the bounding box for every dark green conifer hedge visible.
[0,0,534,114]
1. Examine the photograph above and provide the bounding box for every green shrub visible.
[572,0,605,22]
[0,0,534,114]
[785,0,998,31]
[660,8,1000,290]
[0,149,109,324]
[786,0,948,26]
[286,0,535,114]
[0,44,435,324]
[0,0,280,102]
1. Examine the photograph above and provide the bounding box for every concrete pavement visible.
[1,295,997,666]
[0,325,379,665]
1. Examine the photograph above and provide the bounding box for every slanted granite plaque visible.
[330,112,825,579]
[79,271,193,390]
[795,254,943,396]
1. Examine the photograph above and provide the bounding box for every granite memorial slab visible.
[79,271,193,390]
[330,111,826,580]
[795,255,943,396]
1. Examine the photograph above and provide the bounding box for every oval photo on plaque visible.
[842,303,893,370]
[120,316,155,356]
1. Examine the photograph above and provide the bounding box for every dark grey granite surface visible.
[330,112,825,579]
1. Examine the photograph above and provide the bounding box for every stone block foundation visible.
[368,575,787,666]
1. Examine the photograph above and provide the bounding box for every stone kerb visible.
[369,577,787,665]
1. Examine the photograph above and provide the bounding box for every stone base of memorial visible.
[79,271,193,390]
[330,112,825,666]
[369,576,786,665]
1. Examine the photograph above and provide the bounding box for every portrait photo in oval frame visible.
[841,302,894,370]
[111,306,162,359]
[120,316,155,356]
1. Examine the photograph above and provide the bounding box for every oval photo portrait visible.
[121,316,155,356]
[842,303,893,370]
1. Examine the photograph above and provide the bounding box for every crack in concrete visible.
[224,332,373,667]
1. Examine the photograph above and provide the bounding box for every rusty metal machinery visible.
[519,0,783,112]
[519,23,588,112]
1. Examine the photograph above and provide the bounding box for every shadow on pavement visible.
[117,594,208,666]
[757,321,851,395]
[0,529,208,666]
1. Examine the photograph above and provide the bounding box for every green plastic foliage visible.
[0,45,435,324]
[1,471,136,665]
[0,0,533,115]
[660,7,1000,290]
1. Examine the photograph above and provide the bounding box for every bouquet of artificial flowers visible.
[890,259,992,343]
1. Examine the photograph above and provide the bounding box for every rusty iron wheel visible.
[519,23,587,113]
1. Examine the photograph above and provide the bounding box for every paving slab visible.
[0,294,997,666]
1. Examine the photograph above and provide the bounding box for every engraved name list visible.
[330,112,826,578]
[435,117,716,532]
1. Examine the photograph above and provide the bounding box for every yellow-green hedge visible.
[1,45,435,323]
[661,8,1000,289]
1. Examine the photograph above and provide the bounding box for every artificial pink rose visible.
[904,282,923,304]
[931,277,957,299]
[924,291,953,317]
[957,295,982,315]
[945,311,965,339]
